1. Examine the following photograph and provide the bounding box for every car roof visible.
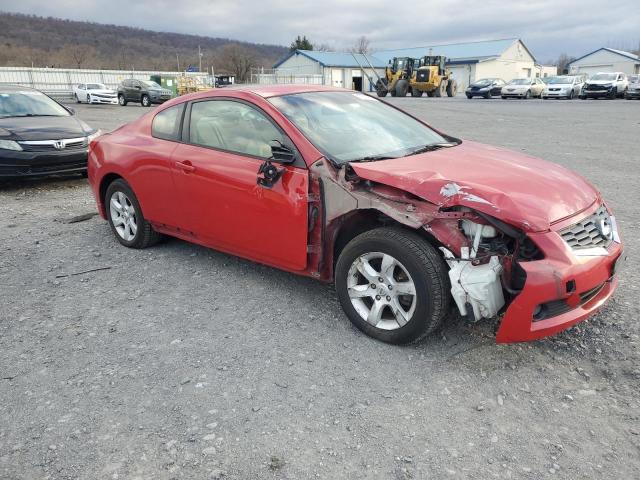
[191,84,347,99]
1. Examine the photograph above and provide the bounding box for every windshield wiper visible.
[407,143,456,156]
[350,155,399,163]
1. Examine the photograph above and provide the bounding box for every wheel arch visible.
[329,208,445,279]
[99,172,125,217]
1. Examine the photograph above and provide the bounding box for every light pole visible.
[198,45,203,73]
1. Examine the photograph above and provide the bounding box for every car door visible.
[170,98,309,271]
[131,81,143,101]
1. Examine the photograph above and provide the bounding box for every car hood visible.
[586,79,615,85]
[504,84,530,90]
[88,89,116,95]
[349,141,599,233]
[0,115,89,141]
[545,83,572,88]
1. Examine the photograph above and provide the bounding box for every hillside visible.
[0,12,289,80]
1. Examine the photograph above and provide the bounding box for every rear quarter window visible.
[152,104,184,141]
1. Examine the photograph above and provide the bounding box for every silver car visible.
[501,78,545,99]
[542,75,584,100]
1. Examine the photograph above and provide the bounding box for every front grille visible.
[585,84,609,91]
[533,282,606,321]
[416,70,430,83]
[19,139,86,152]
[559,205,613,250]
[92,93,116,99]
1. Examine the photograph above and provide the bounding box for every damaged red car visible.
[88,85,624,344]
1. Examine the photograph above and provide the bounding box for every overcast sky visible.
[1,0,639,61]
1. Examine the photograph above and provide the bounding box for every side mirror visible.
[269,140,296,164]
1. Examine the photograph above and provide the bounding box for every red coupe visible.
[88,85,623,344]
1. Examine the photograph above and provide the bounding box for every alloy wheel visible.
[109,191,138,241]
[346,252,417,330]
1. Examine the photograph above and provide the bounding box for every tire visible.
[390,89,397,97]
[435,81,446,97]
[141,94,151,107]
[483,91,491,99]
[105,179,162,249]
[466,93,473,99]
[335,227,450,345]
[426,90,435,97]
[86,94,91,104]
[568,90,574,100]
[375,79,388,97]
[446,80,457,97]
[411,88,424,97]
[395,80,409,97]
[118,94,127,106]
[523,90,530,99]
[75,94,81,104]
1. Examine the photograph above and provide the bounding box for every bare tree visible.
[70,45,90,68]
[350,36,371,55]
[217,43,256,83]
[315,43,334,52]
[555,53,575,75]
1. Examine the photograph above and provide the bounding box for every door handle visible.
[176,160,196,173]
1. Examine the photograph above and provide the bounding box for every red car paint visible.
[88,84,622,343]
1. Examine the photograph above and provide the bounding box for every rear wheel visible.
[335,227,450,345]
[411,88,423,97]
[118,94,127,106]
[105,179,162,249]
[395,80,409,97]
[446,80,457,97]
[466,93,473,99]
[141,94,151,107]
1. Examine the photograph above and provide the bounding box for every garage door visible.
[576,65,613,77]
[447,65,470,90]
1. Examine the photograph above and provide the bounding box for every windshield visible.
[143,81,162,89]
[472,79,494,87]
[87,83,106,90]
[509,79,530,85]
[0,90,69,118]
[547,76,573,84]
[269,91,452,164]
[590,73,616,81]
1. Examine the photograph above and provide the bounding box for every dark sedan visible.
[465,78,506,98]
[0,85,100,178]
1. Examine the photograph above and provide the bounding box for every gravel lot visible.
[1,96,639,480]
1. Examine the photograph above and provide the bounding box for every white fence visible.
[250,67,325,86]
[0,67,210,99]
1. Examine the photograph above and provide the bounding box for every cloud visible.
[2,0,639,60]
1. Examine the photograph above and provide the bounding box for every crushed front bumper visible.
[496,216,623,343]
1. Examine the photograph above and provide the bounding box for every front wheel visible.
[105,179,162,249]
[118,94,127,106]
[335,227,450,344]
[411,88,423,97]
[524,90,531,99]
[141,94,151,107]
[395,80,409,97]
[75,94,81,104]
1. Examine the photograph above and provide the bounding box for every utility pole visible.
[198,45,203,73]
[176,53,180,72]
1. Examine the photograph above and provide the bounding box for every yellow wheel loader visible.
[374,57,416,98]
[408,55,458,97]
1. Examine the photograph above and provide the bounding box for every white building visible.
[270,38,540,91]
[568,48,640,76]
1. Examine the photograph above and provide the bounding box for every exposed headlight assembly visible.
[0,139,23,151]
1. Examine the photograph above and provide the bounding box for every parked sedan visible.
[0,85,100,177]
[88,85,622,345]
[541,75,583,99]
[73,83,118,105]
[465,78,506,98]
[625,75,640,99]
[117,79,172,107]
[501,78,545,99]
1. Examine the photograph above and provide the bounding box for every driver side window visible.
[188,100,287,159]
